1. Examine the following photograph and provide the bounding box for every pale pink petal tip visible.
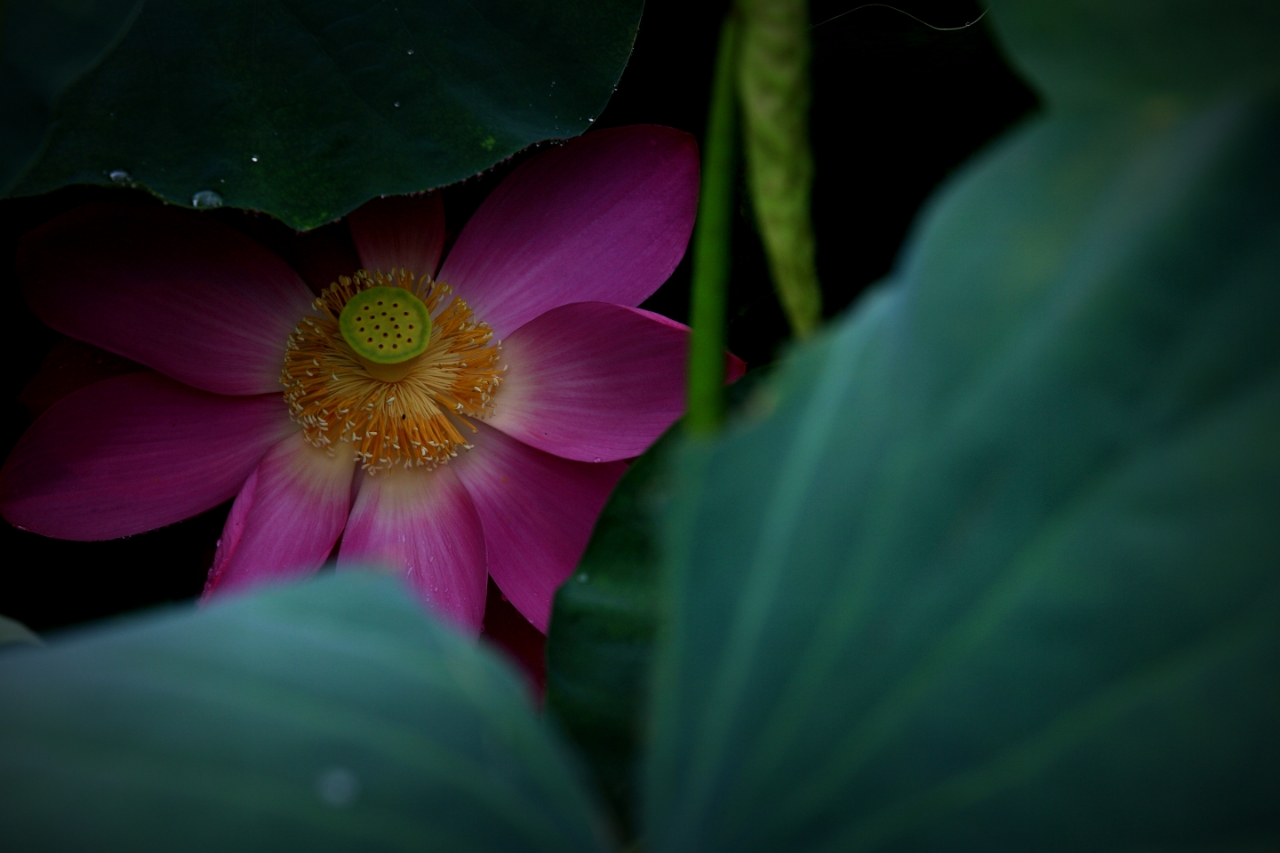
[347,193,446,279]
[18,204,316,396]
[204,432,356,598]
[0,373,291,541]
[338,464,488,633]
[440,125,700,338]
[453,424,626,632]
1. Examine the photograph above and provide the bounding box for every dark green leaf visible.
[545,427,678,836]
[987,0,1280,108]
[0,0,142,193]
[0,574,612,852]
[7,0,643,229]
[643,62,1280,853]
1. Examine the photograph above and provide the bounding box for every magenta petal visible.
[453,424,626,632]
[338,464,487,632]
[624,306,748,383]
[438,126,700,338]
[204,432,356,597]
[0,373,291,540]
[347,194,446,278]
[490,302,689,461]
[19,204,316,396]
[206,466,258,596]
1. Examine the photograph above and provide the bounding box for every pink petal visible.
[203,432,356,597]
[438,126,700,338]
[205,466,258,596]
[19,204,316,396]
[452,423,626,632]
[0,372,291,540]
[625,307,748,382]
[489,302,690,461]
[347,193,446,279]
[337,464,487,632]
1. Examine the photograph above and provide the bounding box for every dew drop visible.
[393,101,401,108]
[593,457,602,463]
[191,189,223,208]
[108,169,131,184]
[407,48,414,55]
[250,155,259,163]
[316,767,360,807]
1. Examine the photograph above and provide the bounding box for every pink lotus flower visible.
[1,125,728,634]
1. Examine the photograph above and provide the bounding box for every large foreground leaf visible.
[643,3,1280,851]
[6,0,642,229]
[0,574,610,852]
[546,384,775,836]
[545,428,676,834]
[987,0,1280,108]
[0,0,141,194]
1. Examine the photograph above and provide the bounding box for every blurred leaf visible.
[736,0,820,337]
[0,574,612,852]
[6,0,643,229]
[643,21,1280,853]
[0,614,41,646]
[545,428,677,835]
[545,368,780,839]
[987,0,1280,108]
[0,0,142,194]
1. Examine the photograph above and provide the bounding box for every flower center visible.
[282,269,504,472]
[338,285,432,376]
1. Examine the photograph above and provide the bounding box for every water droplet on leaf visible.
[316,767,360,807]
[108,170,130,184]
[192,190,223,208]
[393,101,401,108]
[250,155,259,163]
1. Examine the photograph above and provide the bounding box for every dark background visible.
[0,0,1036,633]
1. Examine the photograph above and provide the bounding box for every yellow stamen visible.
[282,268,504,472]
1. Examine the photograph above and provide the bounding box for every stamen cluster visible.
[282,269,504,472]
